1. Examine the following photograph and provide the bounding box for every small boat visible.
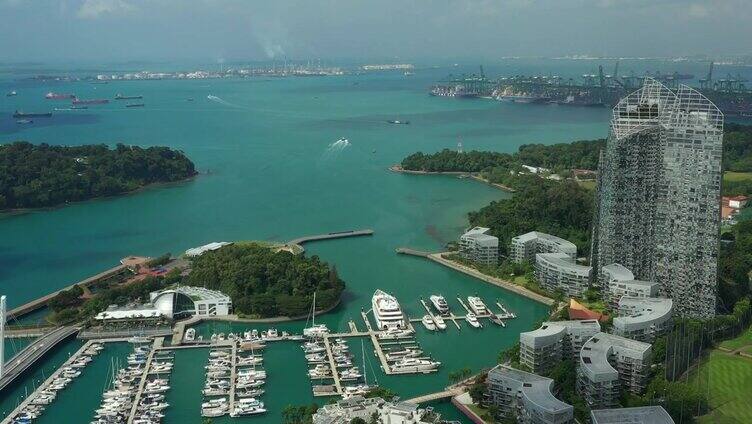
[387,120,410,125]
[465,312,481,328]
[13,110,52,118]
[6,90,17,97]
[16,119,33,124]
[429,295,450,315]
[126,103,145,108]
[433,315,447,330]
[115,93,143,100]
[303,292,331,338]
[421,315,436,331]
[184,328,196,342]
[489,314,505,326]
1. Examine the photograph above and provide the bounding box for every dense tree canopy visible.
[723,123,752,173]
[468,175,594,256]
[0,141,196,210]
[185,244,345,318]
[400,139,604,173]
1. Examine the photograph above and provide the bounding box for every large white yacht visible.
[390,358,441,373]
[372,290,405,330]
[467,296,489,315]
[429,295,450,315]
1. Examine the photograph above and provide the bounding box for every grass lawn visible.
[577,180,596,190]
[692,350,752,423]
[723,171,752,182]
[466,404,492,424]
[718,325,752,351]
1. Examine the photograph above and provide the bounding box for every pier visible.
[0,326,80,392]
[229,341,237,415]
[287,229,374,253]
[0,340,102,424]
[126,337,162,424]
[360,310,392,375]
[322,336,343,395]
[7,264,130,320]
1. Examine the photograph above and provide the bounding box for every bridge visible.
[6,263,130,320]
[395,247,430,257]
[287,229,374,252]
[405,387,464,404]
[0,326,80,392]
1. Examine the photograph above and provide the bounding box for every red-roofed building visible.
[568,298,609,322]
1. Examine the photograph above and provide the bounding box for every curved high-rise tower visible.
[594,78,723,318]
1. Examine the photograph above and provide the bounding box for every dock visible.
[360,310,393,375]
[126,338,161,424]
[322,336,342,395]
[229,341,237,415]
[0,340,102,424]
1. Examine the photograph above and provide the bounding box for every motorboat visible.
[372,289,406,330]
[433,315,447,330]
[385,348,423,361]
[489,314,505,326]
[465,312,481,328]
[429,295,450,315]
[184,328,196,342]
[467,296,490,315]
[390,358,441,373]
[421,315,436,331]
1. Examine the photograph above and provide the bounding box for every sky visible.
[1,0,751,64]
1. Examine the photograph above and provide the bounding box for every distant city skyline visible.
[1,0,751,63]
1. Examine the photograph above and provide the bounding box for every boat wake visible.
[206,94,244,108]
[320,137,351,161]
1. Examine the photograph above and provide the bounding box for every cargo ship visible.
[45,92,75,100]
[115,93,143,100]
[13,110,52,118]
[72,98,109,105]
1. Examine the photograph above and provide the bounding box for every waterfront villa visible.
[519,320,601,375]
[484,365,574,424]
[613,297,674,343]
[590,406,674,423]
[509,231,577,264]
[534,253,592,297]
[459,227,499,266]
[577,332,652,409]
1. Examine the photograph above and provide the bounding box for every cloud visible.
[76,0,136,19]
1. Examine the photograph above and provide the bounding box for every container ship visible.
[13,110,52,118]
[72,98,109,105]
[115,93,143,100]
[45,92,75,100]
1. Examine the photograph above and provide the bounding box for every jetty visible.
[229,341,238,415]
[322,336,343,395]
[126,338,162,424]
[7,264,130,320]
[287,229,374,252]
[0,326,80,392]
[395,248,555,306]
[0,340,105,424]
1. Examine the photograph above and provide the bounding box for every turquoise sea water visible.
[0,61,621,422]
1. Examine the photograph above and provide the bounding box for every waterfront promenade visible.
[0,326,80,392]
[6,263,129,320]
[397,248,555,306]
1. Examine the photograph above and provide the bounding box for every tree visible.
[469,382,486,404]
[350,418,367,424]
[281,403,318,424]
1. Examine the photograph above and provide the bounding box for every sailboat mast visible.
[361,340,367,386]
[312,292,316,327]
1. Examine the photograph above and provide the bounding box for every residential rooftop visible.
[590,406,674,423]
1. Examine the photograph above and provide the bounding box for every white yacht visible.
[372,289,406,330]
[390,358,441,373]
[303,292,331,338]
[467,296,489,315]
[465,312,481,328]
[429,295,450,315]
[421,315,436,331]
[342,384,375,399]
[433,315,447,330]
[183,328,196,342]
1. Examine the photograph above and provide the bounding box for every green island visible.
[398,125,752,423]
[0,141,196,211]
[45,243,345,325]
